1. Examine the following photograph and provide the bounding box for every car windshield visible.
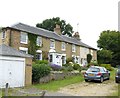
[87,67,100,72]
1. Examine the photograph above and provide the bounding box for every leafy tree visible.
[97,30,120,66]
[87,54,92,64]
[97,49,112,64]
[36,17,73,37]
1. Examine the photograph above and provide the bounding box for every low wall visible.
[39,71,80,83]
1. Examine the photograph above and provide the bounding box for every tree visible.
[97,30,120,66]
[97,49,112,64]
[36,17,73,37]
[87,54,92,64]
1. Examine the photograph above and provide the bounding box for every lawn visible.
[33,74,84,91]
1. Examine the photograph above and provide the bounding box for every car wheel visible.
[85,79,88,82]
[100,77,104,83]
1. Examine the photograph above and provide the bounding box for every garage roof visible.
[0,44,33,58]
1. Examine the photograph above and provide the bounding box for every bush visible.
[35,60,48,64]
[73,63,80,70]
[66,65,74,71]
[32,63,51,83]
[87,61,99,67]
[66,58,73,64]
[100,64,114,71]
[50,64,62,71]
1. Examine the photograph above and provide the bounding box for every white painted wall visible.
[0,56,25,88]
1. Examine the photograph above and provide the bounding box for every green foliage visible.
[35,60,48,64]
[66,58,73,64]
[87,54,92,63]
[62,63,74,72]
[36,17,73,37]
[32,62,51,83]
[28,33,39,61]
[100,64,114,71]
[97,49,112,64]
[87,61,99,67]
[73,63,80,70]
[97,30,120,66]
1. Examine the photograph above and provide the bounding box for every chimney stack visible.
[54,24,61,35]
[73,32,80,40]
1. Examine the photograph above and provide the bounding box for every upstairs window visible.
[1,31,5,39]
[72,44,76,52]
[50,39,55,49]
[20,32,28,44]
[61,42,66,51]
[36,36,42,46]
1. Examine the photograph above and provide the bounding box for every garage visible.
[0,44,33,88]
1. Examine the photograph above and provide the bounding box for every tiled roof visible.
[8,23,96,50]
[0,44,33,58]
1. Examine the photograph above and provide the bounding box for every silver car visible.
[84,66,110,83]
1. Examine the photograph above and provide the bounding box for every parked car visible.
[84,66,110,83]
[115,68,120,83]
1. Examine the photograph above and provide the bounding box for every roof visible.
[7,23,96,50]
[0,44,33,58]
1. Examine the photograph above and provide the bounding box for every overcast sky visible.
[0,0,119,49]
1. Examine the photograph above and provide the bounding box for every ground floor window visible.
[62,56,66,64]
[19,47,28,54]
[36,53,42,60]
[49,54,53,62]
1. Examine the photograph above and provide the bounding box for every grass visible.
[110,68,119,96]
[33,74,84,91]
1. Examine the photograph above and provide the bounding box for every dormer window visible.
[72,44,76,52]
[20,32,28,44]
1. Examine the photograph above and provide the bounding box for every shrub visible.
[100,64,114,71]
[87,54,92,63]
[73,63,80,70]
[35,60,48,64]
[32,63,51,83]
[87,61,99,67]
[66,65,74,71]
[50,64,62,71]
[66,58,73,64]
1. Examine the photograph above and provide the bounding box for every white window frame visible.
[72,44,76,52]
[36,50,42,60]
[1,31,6,39]
[19,47,28,54]
[61,42,66,51]
[50,39,55,49]
[36,36,42,46]
[20,32,28,44]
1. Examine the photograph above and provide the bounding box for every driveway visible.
[57,80,118,96]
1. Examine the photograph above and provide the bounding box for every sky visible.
[0,0,119,49]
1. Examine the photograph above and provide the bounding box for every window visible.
[19,47,28,54]
[1,31,5,39]
[62,56,66,64]
[36,36,42,46]
[50,39,55,49]
[49,54,53,62]
[36,53,42,60]
[72,44,76,52]
[61,42,66,51]
[36,50,42,60]
[20,32,28,44]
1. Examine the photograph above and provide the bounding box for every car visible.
[84,66,110,83]
[115,68,120,83]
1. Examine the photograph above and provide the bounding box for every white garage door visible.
[0,56,25,88]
